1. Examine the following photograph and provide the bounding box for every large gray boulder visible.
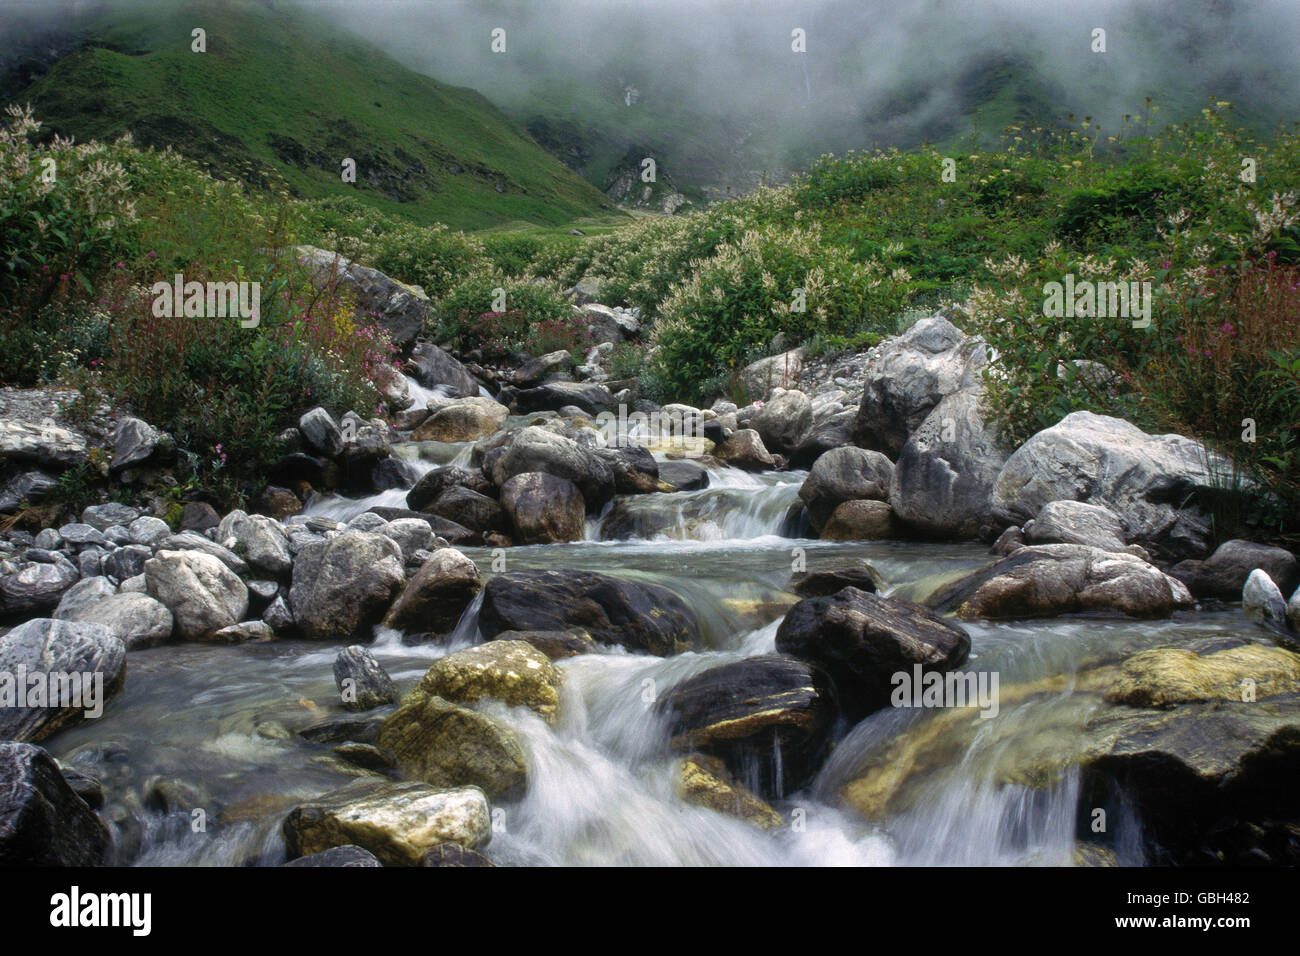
[289,533,405,640]
[0,554,80,616]
[992,411,1239,561]
[750,388,812,456]
[144,550,249,641]
[500,472,585,544]
[852,316,987,456]
[54,586,173,650]
[411,397,509,443]
[489,426,615,513]
[889,387,1008,538]
[740,348,804,402]
[110,416,170,472]
[296,245,431,347]
[217,510,292,577]
[798,446,893,533]
[406,342,482,399]
[0,619,126,742]
[333,646,398,712]
[0,742,110,865]
[1242,569,1288,628]
[1023,500,1128,553]
[0,419,89,469]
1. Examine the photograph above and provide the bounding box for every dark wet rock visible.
[479,569,696,656]
[0,742,110,865]
[593,444,661,495]
[102,544,152,582]
[0,619,126,742]
[282,779,491,866]
[406,465,496,512]
[1169,539,1299,601]
[407,341,483,398]
[1,553,80,616]
[371,457,422,492]
[501,472,585,544]
[514,350,576,388]
[57,764,104,810]
[489,426,615,513]
[252,485,302,521]
[776,588,970,720]
[334,645,398,712]
[267,452,338,490]
[289,533,405,640]
[180,501,221,533]
[658,459,709,492]
[659,655,837,798]
[789,567,879,598]
[299,406,345,458]
[283,844,382,867]
[420,486,508,537]
[0,470,58,513]
[332,742,397,772]
[299,713,389,745]
[929,543,1196,620]
[508,381,613,416]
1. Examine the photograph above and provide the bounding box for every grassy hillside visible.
[6,0,618,230]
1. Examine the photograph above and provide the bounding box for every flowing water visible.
[42,405,1257,866]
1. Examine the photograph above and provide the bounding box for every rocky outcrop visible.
[479,569,697,656]
[296,245,431,347]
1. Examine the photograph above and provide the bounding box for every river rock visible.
[751,388,812,455]
[0,742,110,865]
[421,486,508,536]
[298,406,344,457]
[417,640,562,723]
[1,553,80,616]
[54,589,173,650]
[289,533,405,640]
[594,444,662,495]
[411,396,509,443]
[145,550,248,640]
[658,460,709,492]
[157,532,249,576]
[509,381,613,416]
[789,567,879,598]
[422,843,494,867]
[514,350,575,388]
[1105,644,1300,708]
[383,548,481,634]
[0,619,126,742]
[283,844,382,867]
[1023,499,1128,552]
[217,510,292,577]
[334,646,398,712]
[991,411,1238,560]
[659,655,837,797]
[500,472,585,544]
[377,693,527,800]
[0,470,57,512]
[740,348,804,401]
[1242,569,1288,628]
[820,500,896,541]
[929,543,1195,620]
[180,502,221,533]
[1169,540,1300,601]
[80,502,141,531]
[798,446,893,532]
[852,316,987,456]
[789,409,858,468]
[282,779,491,866]
[127,516,171,548]
[487,629,597,660]
[489,426,615,512]
[775,588,970,719]
[208,620,275,644]
[407,342,483,398]
[713,428,775,471]
[889,387,1008,538]
[479,569,697,655]
[677,753,784,830]
[406,465,495,511]
[296,245,431,347]
[338,413,391,474]
[379,517,435,559]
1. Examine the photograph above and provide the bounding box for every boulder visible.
[0,742,110,865]
[378,693,527,800]
[593,444,661,495]
[406,465,495,512]
[180,501,221,533]
[1169,540,1300,601]
[109,417,169,472]
[208,620,275,644]
[929,543,1195,620]
[489,426,615,513]
[750,388,812,456]
[421,486,509,536]
[334,646,398,712]
[383,548,481,634]
[852,316,987,456]
[0,554,80,616]
[127,516,171,547]
[145,550,248,641]
[380,516,435,560]
[298,407,345,458]
[775,588,970,719]
[798,446,893,532]
[282,779,490,866]
[217,510,292,577]
[740,348,804,401]
[411,397,509,443]
[500,472,585,544]
[820,500,896,541]
[677,753,784,830]
[288,533,405,640]
[54,590,173,650]
[660,655,837,797]
[658,460,709,492]
[991,411,1239,561]
[889,387,1008,538]
[0,470,57,512]
[788,409,858,468]
[406,342,482,398]
[295,245,431,347]
[1242,569,1288,628]
[509,381,613,417]
[156,532,249,576]
[479,569,697,656]
[282,844,382,867]
[486,629,597,660]
[1105,644,1300,708]
[417,640,563,723]
[713,429,775,471]
[789,566,879,598]
[514,350,575,388]
[0,419,88,468]
[0,619,126,742]
[80,502,141,531]
[1023,499,1128,553]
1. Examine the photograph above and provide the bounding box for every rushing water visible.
[41,408,1259,866]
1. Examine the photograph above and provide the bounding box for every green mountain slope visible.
[4,0,618,230]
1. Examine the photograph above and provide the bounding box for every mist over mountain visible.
[302,0,1300,194]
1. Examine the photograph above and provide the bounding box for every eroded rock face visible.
[500,472,585,544]
[0,742,110,865]
[383,548,481,634]
[282,779,491,866]
[929,544,1195,620]
[289,533,405,640]
[991,411,1237,561]
[0,619,126,742]
[377,693,527,800]
[145,550,248,641]
[889,388,1007,539]
[852,316,987,456]
[479,569,697,656]
[776,588,970,720]
[415,640,563,723]
[798,446,893,533]
[659,655,837,798]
